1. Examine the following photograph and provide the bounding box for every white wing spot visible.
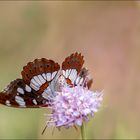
[52,71,57,79]
[15,96,24,102]
[5,100,11,106]
[15,96,26,107]
[25,85,32,92]
[33,76,42,86]
[42,73,47,80]
[30,83,39,91]
[17,88,24,94]
[65,69,69,78]
[42,87,51,99]
[68,69,72,77]
[79,78,84,85]
[38,75,46,84]
[31,78,39,87]
[33,99,37,105]
[69,69,77,83]
[75,77,80,85]
[46,73,51,81]
[62,70,65,76]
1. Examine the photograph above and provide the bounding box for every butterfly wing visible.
[0,58,60,108]
[62,52,84,85]
[75,67,93,88]
[0,79,44,108]
[62,52,92,88]
[21,58,60,90]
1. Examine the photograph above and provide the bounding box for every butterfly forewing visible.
[21,58,60,90]
[62,52,84,85]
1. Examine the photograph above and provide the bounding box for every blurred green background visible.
[0,1,140,139]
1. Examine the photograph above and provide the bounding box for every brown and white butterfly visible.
[0,52,92,108]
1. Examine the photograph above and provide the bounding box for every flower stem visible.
[81,123,86,140]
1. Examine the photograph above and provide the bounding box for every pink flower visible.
[47,86,103,128]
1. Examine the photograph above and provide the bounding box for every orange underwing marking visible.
[37,82,49,95]
[66,78,73,86]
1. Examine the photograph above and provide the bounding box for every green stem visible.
[81,123,86,140]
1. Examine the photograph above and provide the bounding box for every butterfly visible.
[0,52,92,108]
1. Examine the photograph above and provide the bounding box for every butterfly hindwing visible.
[0,79,47,108]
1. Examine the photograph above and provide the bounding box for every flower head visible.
[47,86,103,128]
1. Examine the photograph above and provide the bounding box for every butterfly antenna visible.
[74,125,78,132]
[41,124,48,135]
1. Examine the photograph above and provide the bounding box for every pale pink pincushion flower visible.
[48,86,103,128]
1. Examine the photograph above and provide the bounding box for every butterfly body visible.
[0,52,92,108]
